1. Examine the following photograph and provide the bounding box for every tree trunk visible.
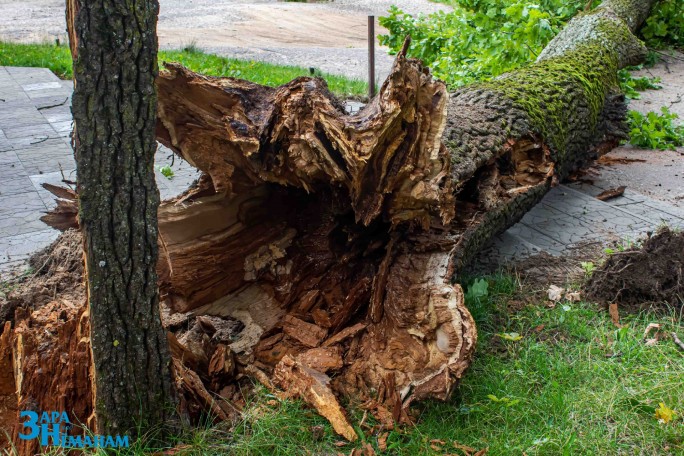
[70,0,176,438]
[1,0,656,445]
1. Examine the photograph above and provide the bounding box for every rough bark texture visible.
[70,0,176,437]
[2,0,657,445]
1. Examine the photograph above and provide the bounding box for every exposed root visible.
[586,228,684,308]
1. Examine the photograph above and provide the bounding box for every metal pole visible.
[368,15,375,99]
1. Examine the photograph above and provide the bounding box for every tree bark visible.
[70,0,176,438]
[3,0,657,444]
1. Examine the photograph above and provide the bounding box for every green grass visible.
[91,275,683,455]
[0,42,367,98]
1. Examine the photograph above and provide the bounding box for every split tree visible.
[0,0,658,449]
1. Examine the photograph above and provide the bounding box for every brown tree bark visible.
[1,0,658,445]
[70,0,177,438]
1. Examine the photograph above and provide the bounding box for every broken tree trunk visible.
[151,0,654,431]
[2,0,656,446]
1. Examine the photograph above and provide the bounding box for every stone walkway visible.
[0,66,200,277]
[1,66,683,279]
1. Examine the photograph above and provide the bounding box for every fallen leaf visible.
[453,441,477,455]
[430,444,443,451]
[474,449,489,456]
[608,303,623,328]
[655,403,676,423]
[377,432,388,451]
[548,285,564,302]
[533,324,545,333]
[565,291,581,302]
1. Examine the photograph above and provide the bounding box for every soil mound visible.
[0,230,84,323]
[586,227,684,307]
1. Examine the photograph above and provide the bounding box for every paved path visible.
[0,66,200,277]
[1,66,683,280]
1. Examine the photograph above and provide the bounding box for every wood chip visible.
[282,315,327,348]
[296,346,344,373]
[596,186,626,201]
[672,332,684,352]
[322,322,367,347]
[273,355,357,441]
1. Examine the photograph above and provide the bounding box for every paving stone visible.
[22,81,62,92]
[506,223,566,256]
[0,152,36,196]
[0,229,58,264]
[0,128,11,152]
[29,169,77,209]
[612,202,684,229]
[31,94,71,111]
[41,109,73,124]
[15,139,75,174]
[5,66,57,82]
[0,191,48,237]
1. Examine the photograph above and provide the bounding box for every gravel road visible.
[0,0,448,80]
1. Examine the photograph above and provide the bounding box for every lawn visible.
[0,42,367,99]
[90,275,683,455]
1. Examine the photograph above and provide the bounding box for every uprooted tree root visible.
[586,227,684,308]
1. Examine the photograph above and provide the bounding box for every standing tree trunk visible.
[70,0,176,437]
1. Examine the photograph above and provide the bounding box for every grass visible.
[82,274,683,455]
[0,41,367,98]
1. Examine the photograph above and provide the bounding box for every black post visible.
[368,15,375,99]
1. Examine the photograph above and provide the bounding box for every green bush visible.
[379,0,592,87]
[618,68,662,99]
[627,107,684,150]
[639,0,684,49]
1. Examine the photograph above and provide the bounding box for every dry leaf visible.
[548,285,564,302]
[453,441,477,454]
[565,291,581,302]
[378,432,389,451]
[608,303,622,328]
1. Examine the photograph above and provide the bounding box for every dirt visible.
[0,229,83,323]
[586,227,684,307]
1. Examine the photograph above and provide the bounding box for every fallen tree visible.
[0,0,657,448]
